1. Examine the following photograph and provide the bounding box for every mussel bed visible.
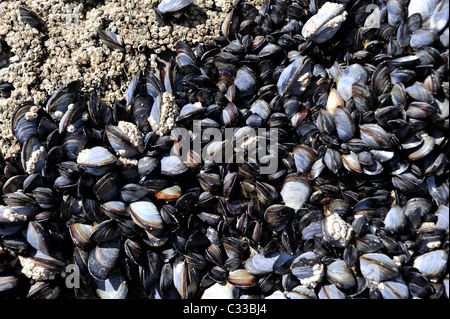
[0,0,449,299]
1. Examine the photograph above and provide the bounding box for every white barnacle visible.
[54,110,64,119]
[323,213,354,248]
[24,106,39,120]
[118,157,138,166]
[2,207,28,222]
[117,121,143,149]
[300,263,325,288]
[18,256,58,281]
[25,146,46,174]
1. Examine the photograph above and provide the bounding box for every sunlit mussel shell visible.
[247,99,270,127]
[273,252,295,275]
[316,109,335,135]
[95,270,128,299]
[410,29,438,48]
[280,173,310,211]
[428,0,449,32]
[326,259,356,290]
[197,172,222,194]
[384,205,407,233]
[392,172,423,192]
[76,146,116,177]
[264,204,292,232]
[223,171,239,198]
[287,285,317,299]
[405,270,435,298]
[223,236,248,260]
[137,156,159,177]
[173,258,199,299]
[406,81,434,103]
[324,148,342,174]
[390,82,407,109]
[258,43,283,59]
[157,0,194,16]
[25,280,61,299]
[256,181,279,206]
[374,105,399,127]
[434,204,449,230]
[88,239,121,281]
[201,281,238,299]
[377,279,410,299]
[406,134,435,161]
[359,124,392,149]
[228,269,257,288]
[128,201,164,235]
[92,172,121,202]
[24,221,51,255]
[308,157,326,179]
[336,64,367,102]
[301,2,347,44]
[293,144,316,174]
[318,284,347,299]
[413,249,448,282]
[290,252,325,288]
[359,253,399,282]
[11,102,39,144]
[352,83,376,113]
[106,121,144,158]
[160,154,188,176]
[45,81,80,121]
[234,65,258,99]
[371,64,392,96]
[244,253,280,276]
[58,100,86,135]
[69,223,94,250]
[406,101,437,119]
[341,151,362,174]
[177,102,203,123]
[32,187,57,209]
[220,102,239,126]
[120,183,148,202]
[277,55,311,98]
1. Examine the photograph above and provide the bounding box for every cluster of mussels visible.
[0,0,449,299]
